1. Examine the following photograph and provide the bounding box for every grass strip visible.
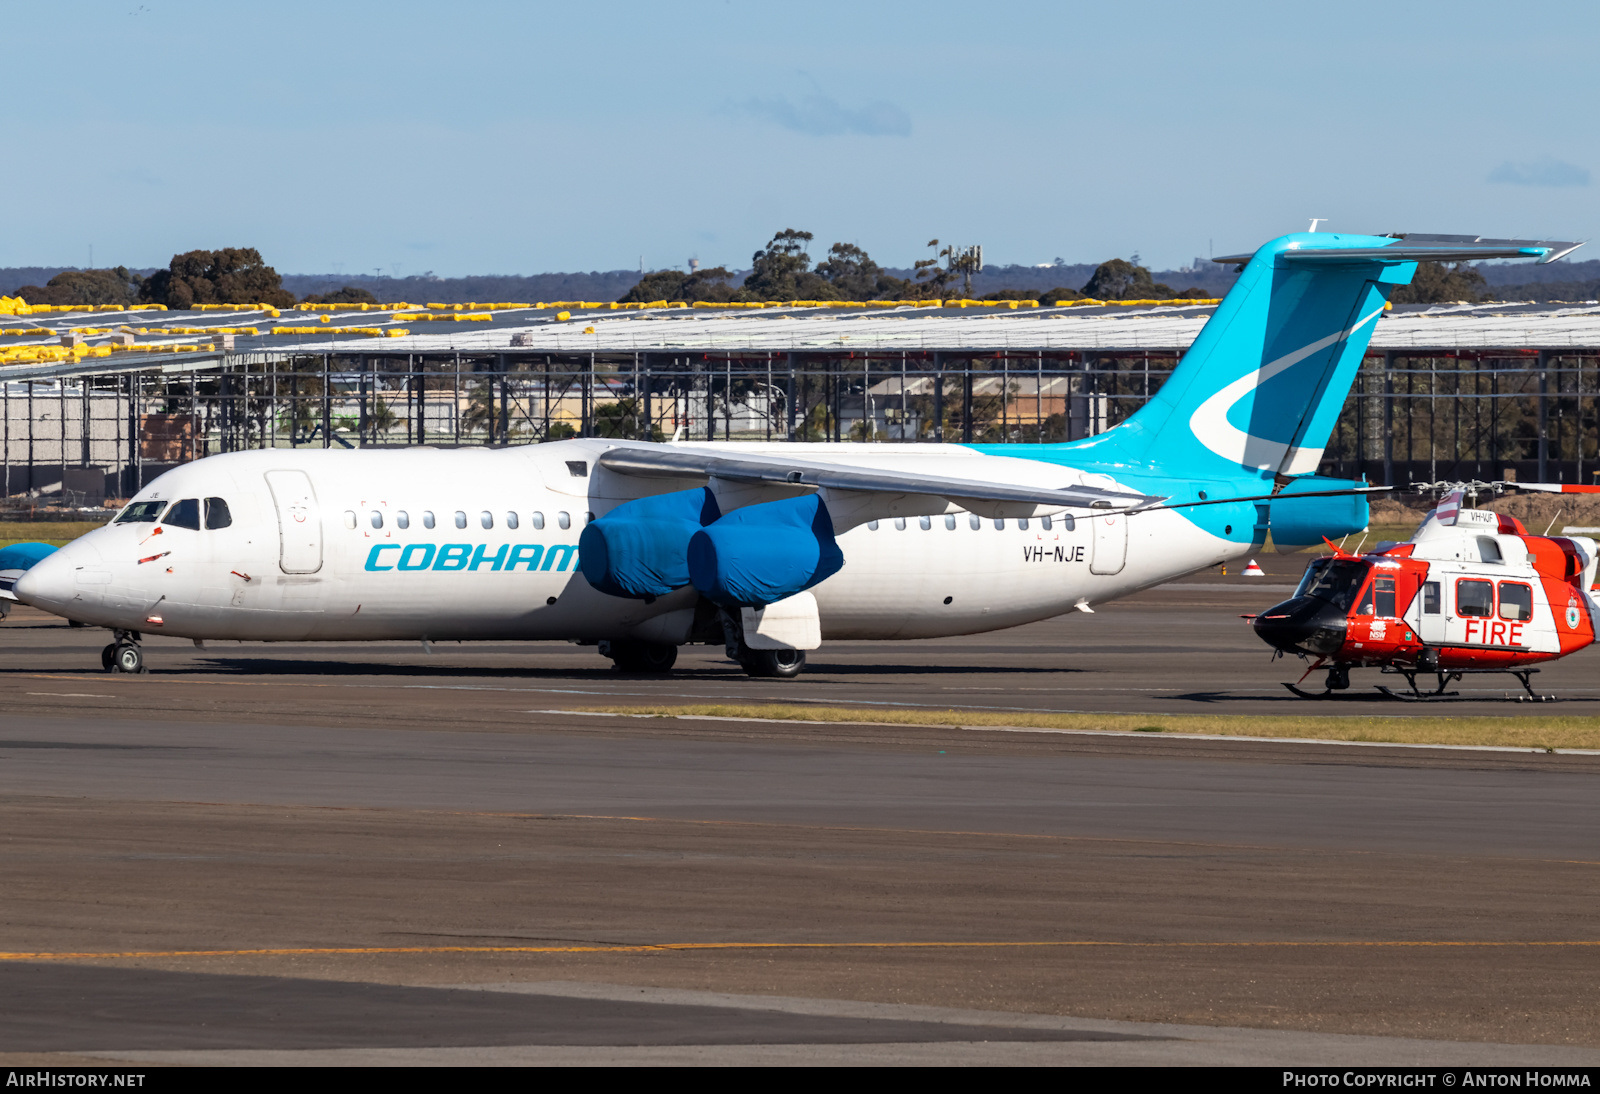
[583,703,1600,751]
[0,521,105,548]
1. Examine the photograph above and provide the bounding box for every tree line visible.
[619,230,1217,305]
[7,236,1502,309]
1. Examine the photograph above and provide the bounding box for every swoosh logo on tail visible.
[1188,305,1385,472]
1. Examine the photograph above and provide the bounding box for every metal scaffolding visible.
[4,345,1599,512]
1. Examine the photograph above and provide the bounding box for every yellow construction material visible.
[271,326,402,337]
[555,311,571,321]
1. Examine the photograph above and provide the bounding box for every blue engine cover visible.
[579,487,721,599]
[688,494,844,608]
[0,542,57,572]
[1269,476,1370,551]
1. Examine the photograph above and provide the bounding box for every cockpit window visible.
[204,498,232,529]
[1295,558,1370,612]
[163,498,202,530]
[115,500,166,523]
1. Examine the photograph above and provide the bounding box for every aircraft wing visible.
[595,445,1162,516]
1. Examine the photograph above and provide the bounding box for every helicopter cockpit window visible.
[1296,559,1369,613]
[162,498,202,530]
[114,500,166,523]
[1498,581,1533,622]
[1457,579,1494,618]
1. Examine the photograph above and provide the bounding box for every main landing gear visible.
[735,645,806,679]
[101,630,146,674]
[599,639,678,674]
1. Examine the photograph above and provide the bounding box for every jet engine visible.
[688,494,844,608]
[579,487,721,599]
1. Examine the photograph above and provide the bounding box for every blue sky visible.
[6,0,1596,276]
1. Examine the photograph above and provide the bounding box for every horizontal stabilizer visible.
[1215,234,1583,266]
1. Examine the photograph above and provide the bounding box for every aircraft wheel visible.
[740,648,806,679]
[607,640,678,674]
[100,643,116,672]
[111,643,145,675]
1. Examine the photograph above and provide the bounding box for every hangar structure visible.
[4,298,1600,508]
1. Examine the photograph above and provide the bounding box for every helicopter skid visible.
[1376,666,1553,703]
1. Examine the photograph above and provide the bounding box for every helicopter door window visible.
[1422,582,1441,614]
[163,499,201,530]
[1373,576,1396,617]
[203,498,232,529]
[1498,582,1533,622]
[1456,578,1494,618]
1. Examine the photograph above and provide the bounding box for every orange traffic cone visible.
[1242,559,1265,577]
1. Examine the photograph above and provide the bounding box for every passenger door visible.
[1415,578,1446,645]
[1089,511,1127,575]
[265,470,323,574]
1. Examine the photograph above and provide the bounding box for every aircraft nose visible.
[13,545,87,614]
[1252,597,1347,656]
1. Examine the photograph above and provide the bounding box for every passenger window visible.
[894,517,906,531]
[203,497,232,529]
[558,512,571,530]
[505,512,519,530]
[423,511,435,529]
[115,499,166,523]
[1373,575,1396,617]
[1059,514,1075,531]
[343,510,357,530]
[944,515,956,530]
[586,512,595,524]
[1018,518,1029,530]
[163,498,201,530]
[1477,537,1503,563]
[396,511,409,530]
[1422,582,1441,614]
[919,516,931,530]
[370,511,384,529]
[868,520,879,531]
[454,511,467,529]
[531,511,545,530]
[1457,579,1494,618]
[1041,516,1052,531]
[968,514,981,530]
[480,511,493,530]
[1498,582,1533,622]
[993,518,1005,530]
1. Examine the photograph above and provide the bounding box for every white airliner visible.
[14,232,1579,676]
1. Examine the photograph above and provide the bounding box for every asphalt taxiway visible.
[1,576,1598,1065]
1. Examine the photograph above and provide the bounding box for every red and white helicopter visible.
[1252,481,1600,700]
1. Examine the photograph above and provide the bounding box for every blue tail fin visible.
[1063,232,1576,484]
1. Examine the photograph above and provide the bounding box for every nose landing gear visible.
[102,630,146,674]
